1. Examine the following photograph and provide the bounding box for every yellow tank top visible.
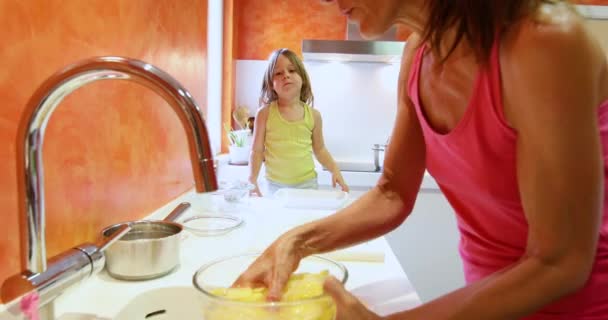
[264,102,317,184]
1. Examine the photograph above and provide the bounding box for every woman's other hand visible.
[332,170,350,192]
[232,236,302,301]
[324,276,383,320]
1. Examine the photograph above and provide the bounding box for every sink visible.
[114,286,202,320]
[51,286,201,319]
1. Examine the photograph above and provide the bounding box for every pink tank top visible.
[408,39,608,318]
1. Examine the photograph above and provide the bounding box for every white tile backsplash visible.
[235,60,400,164]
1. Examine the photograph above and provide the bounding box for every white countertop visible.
[218,155,438,191]
[0,165,422,319]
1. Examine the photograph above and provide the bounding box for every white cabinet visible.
[385,189,465,303]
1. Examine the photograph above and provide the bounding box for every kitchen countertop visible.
[0,163,422,319]
[218,154,438,191]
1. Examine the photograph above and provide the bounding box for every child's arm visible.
[311,109,349,192]
[248,106,269,196]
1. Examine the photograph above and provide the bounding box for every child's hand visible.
[332,171,350,192]
[250,182,263,197]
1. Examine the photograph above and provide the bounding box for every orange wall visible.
[0,0,207,288]
[234,0,346,60]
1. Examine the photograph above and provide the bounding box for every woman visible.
[236,0,608,318]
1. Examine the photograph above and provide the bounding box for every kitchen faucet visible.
[0,56,219,319]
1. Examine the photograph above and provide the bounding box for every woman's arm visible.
[248,106,269,196]
[311,110,349,191]
[386,13,605,320]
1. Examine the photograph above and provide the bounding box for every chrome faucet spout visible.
[3,56,218,318]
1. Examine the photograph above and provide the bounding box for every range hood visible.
[302,22,405,63]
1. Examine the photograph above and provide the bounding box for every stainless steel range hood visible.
[302,22,405,63]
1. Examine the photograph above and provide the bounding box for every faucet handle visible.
[372,144,382,151]
[1,224,131,306]
[80,223,132,278]
[96,223,131,252]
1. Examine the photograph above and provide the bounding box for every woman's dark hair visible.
[422,0,564,62]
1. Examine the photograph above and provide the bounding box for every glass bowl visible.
[218,180,254,203]
[193,253,348,320]
[223,187,249,203]
[182,215,243,237]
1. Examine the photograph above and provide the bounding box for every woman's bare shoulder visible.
[396,32,423,101]
[501,2,607,125]
[503,2,604,68]
[501,2,607,95]
[400,32,423,76]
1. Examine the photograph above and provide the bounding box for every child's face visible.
[272,54,303,101]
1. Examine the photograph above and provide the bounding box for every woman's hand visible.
[232,235,302,301]
[332,170,350,192]
[324,277,383,320]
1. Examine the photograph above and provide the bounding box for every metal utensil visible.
[101,202,191,280]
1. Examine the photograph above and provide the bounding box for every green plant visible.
[224,124,246,147]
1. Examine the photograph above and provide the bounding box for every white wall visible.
[235,60,400,165]
[206,0,223,155]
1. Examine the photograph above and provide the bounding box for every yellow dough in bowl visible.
[204,271,336,320]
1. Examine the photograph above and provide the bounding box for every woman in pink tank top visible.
[235,1,608,319]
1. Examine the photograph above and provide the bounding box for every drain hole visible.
[145,310,167,318]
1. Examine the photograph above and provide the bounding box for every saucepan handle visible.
[164,202,192,222]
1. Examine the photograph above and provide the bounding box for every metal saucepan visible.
[101,202,191,281]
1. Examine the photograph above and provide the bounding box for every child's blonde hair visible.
[259,48,314,107]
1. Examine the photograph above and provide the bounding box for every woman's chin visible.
[359,30,385,40]
[357,23,391,40]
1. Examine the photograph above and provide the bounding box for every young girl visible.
[248,48,349,196]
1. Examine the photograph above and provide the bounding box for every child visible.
[248,48,349,196]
